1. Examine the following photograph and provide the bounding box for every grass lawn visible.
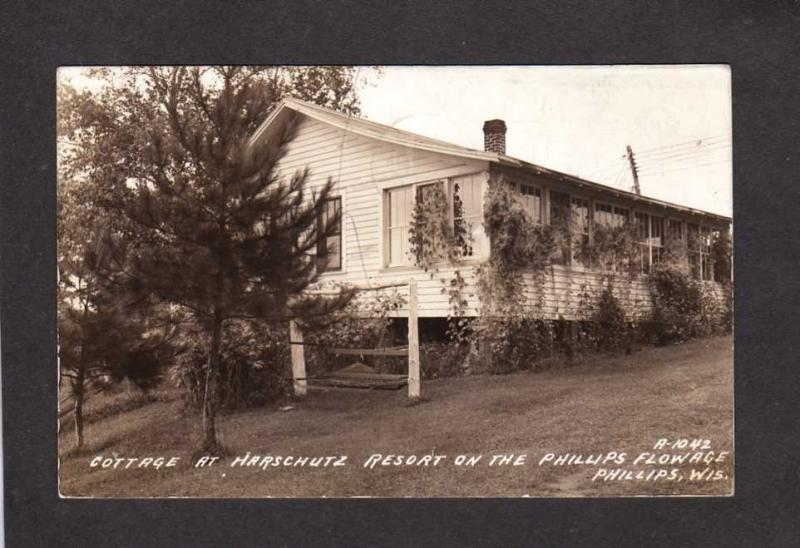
[59,335,733,498]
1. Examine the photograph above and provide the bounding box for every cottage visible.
[251,97,731,321]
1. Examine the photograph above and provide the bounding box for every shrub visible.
[420,342,470,379]
[302,286,406,374]
[590,284,630,352]
[474,317,556,374]
[649,264,728,344]
[170,321,289,412]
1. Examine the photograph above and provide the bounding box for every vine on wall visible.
[408,181,471,274]
[405,172,733,369]
[477,177,564,316]
[575,223,640,278]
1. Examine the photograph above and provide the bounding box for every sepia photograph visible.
[56,65,733,498]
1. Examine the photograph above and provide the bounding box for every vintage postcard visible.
[57,65,733,497]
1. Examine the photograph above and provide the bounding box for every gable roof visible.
[251,97,731,224]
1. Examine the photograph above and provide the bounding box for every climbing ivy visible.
[408,181,465,273]
[408,172,733,367]
[575,222,640,278]
[477,177,564,317]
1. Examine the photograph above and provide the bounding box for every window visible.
[613,206,629,226]
[700,226,713,281]
[594,203,629,228]
[453,174,485,257]
[571,197,590,266]
[594,202,631,271]
[712,228,730,282]
[634,212,649,273]
[386,185,414,266]
[668,219,684,245]
[687,223,701,279]
[550,191,572,265]
[384,175,486,267]
[518,183,543,224]
[650,216,665,267]
[316,197,342,272]
[687,223,715,281]
[594,202,613,227]
[633,212,664,273]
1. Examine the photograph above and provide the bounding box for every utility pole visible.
[626,145,641,195]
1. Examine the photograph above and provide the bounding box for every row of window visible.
[509,182,726,280]
[316,176,727,282]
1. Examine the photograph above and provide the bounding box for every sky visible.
[61,65,732,217]
[355,66,731,217]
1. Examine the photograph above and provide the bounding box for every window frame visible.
[384,184,416,267]
[700,225,714,281]
[382,174,486,269]
[570,196,591,267]
[452,175,485,258]
[316,196,343,273]
[516,181,544,224]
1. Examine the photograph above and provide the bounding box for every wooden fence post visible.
[408,279,420,398]
[289,319,307,397]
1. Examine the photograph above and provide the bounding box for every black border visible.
[3,1,800,545]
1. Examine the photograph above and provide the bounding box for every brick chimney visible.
[482,119,507,154]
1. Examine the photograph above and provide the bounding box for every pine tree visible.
[58,185,171,449]
[75,67,356,452]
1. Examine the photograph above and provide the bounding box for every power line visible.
[633,133,731,156]
[636,142,730,163]
[638,151,730,173]
[638,159,729,176]
[636,148,731,169]
[635,138,730,159]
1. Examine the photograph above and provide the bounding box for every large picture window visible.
[316,197,342,272]
[383,175,485,267]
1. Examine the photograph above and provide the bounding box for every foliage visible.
[648,264,729,344]
[58,170,174,448]
[58,66,366,452]
[420,342,471,379]
[711,230,732,283]
[575,222,640,277]
[477,178,563,317]
[663,231,690,269]
[409,181,465,273]
[473,318,556,374]
[590,284,630,352]
[170,320,289,411]
[302,286,406,374]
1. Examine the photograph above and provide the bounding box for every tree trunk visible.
[73,370,85,449]
[201,312,223,452]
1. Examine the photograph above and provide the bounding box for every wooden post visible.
[289,320,307,397]
[408,279,420,398]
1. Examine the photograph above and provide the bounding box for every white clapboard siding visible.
[274,114,723,320]
[274,114,488,318]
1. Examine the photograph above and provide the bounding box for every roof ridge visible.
[282,95,492,154]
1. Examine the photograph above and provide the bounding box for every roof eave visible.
[501,159,731,223]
